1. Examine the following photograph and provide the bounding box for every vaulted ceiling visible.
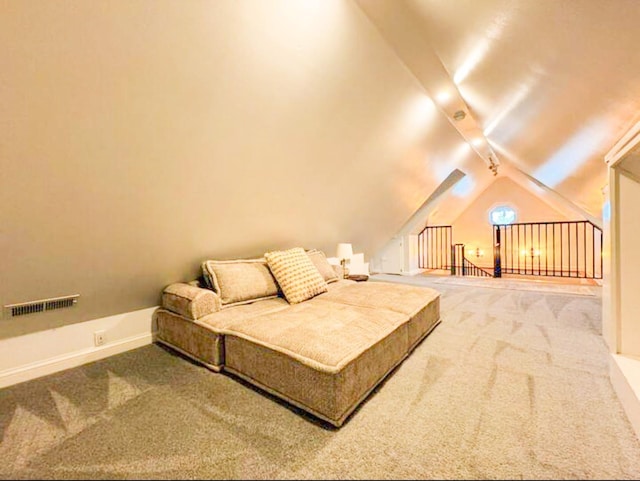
[358,0,640,221]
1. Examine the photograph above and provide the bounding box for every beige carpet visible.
[1,280,639,479]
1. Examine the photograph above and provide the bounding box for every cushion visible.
[264,247,328,304]
[201,258,279,308]
[162,282,221,320]
[307,249,340,284]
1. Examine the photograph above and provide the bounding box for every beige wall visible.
[617,172,640,356]
[0,0,476,338]
[441,177,573,270]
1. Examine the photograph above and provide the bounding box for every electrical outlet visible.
[94,330,106,346]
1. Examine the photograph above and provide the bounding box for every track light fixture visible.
[488,155,499,176]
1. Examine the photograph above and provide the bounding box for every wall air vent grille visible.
[4,295,79,319]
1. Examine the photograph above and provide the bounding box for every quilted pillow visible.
[264,247,328,304]
[307,249,339,284]
[201,258,279,308]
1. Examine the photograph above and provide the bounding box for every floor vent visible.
[4,295,79,319]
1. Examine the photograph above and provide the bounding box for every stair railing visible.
[451,244,493,277]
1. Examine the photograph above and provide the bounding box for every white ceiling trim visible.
[605,120,640,167]
[355,0,499,175]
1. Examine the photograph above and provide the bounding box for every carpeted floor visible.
[1,279,639,479]
[372,272,601,297]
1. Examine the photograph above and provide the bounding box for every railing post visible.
[461,245,466,276]
[493,225,502,278]
[450,244,455,276]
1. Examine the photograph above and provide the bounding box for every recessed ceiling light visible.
[435,90,451,104]
[453,110,466,121]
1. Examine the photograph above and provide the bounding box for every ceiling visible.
[357,0,640,220]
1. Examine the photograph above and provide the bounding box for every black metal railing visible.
[418,225,452,270]
[451,244,493,277]
[493,221,603,279]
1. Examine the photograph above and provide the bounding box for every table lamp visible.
[336,243,353,279]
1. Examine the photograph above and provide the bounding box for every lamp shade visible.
[336,243,353,260]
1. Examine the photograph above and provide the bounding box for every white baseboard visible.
[402,268,426,276]
[0,306,157,389]
[610,354,640,440]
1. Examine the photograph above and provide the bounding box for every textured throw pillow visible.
[307,249,339,284]
[264,247,328,304]
[201,258,279,308]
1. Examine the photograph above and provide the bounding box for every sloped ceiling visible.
[394,0,640,218]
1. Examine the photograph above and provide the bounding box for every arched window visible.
[489,206,516,225]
